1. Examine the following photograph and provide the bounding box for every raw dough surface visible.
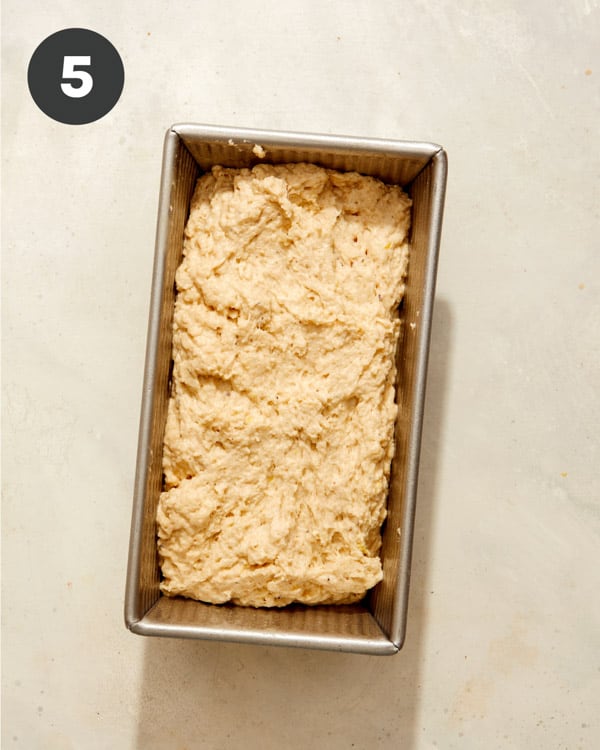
[157,162,411,607]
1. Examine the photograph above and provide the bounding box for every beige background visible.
[2,1,599,748]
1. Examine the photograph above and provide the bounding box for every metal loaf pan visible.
[125,123,447,655]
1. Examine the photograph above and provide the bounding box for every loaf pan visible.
[125,123,447,655]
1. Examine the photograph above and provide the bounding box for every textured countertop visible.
[2,2,599,748]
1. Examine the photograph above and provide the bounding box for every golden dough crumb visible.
[157,162,411,607]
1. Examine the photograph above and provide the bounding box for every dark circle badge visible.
[27,28,124,125]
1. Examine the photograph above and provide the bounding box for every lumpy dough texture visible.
[157,162,411,607]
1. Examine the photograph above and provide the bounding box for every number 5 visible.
[61,56,93,98]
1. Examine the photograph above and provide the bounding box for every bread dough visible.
[157,162,411,607]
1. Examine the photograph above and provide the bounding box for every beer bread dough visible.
[157,162,411,607]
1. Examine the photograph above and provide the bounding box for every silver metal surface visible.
[125,123,447,654]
